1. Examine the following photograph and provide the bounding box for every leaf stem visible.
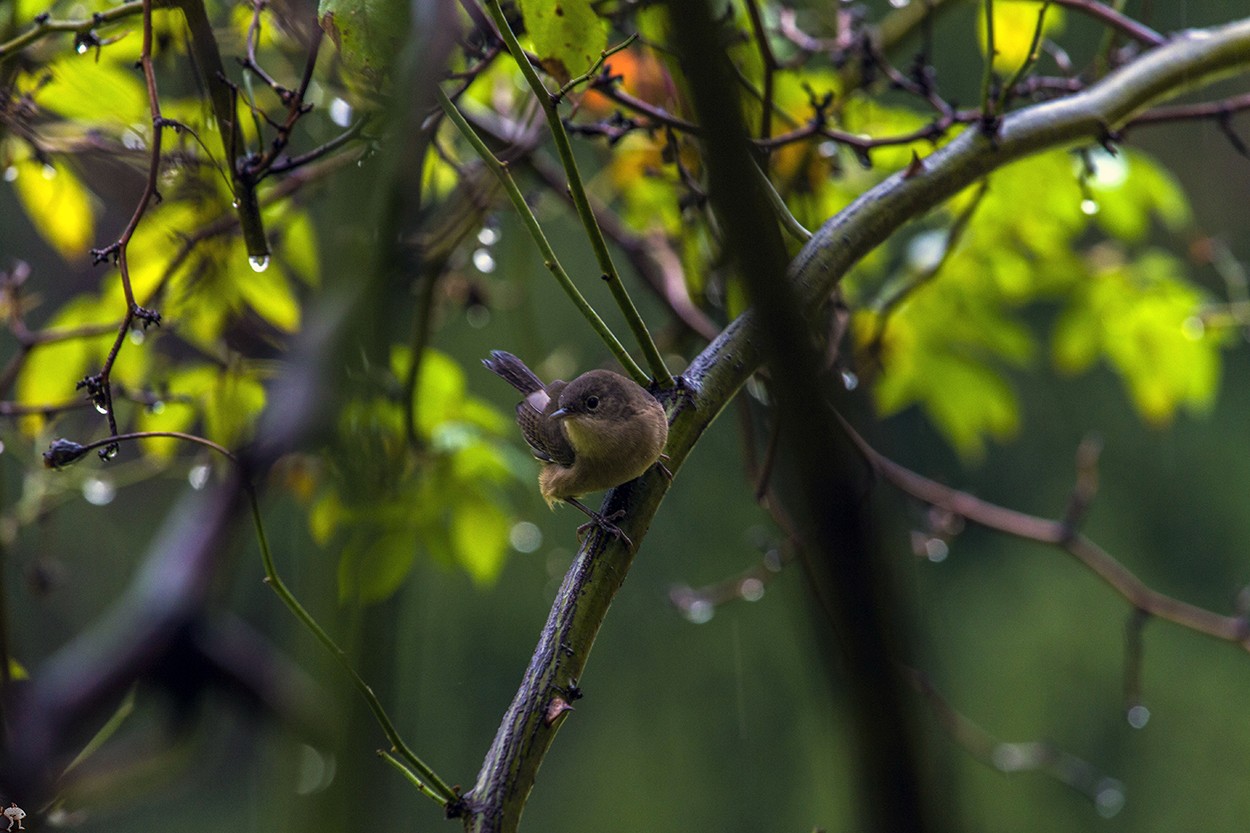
[480,0,672,387]
[435,86,644,381]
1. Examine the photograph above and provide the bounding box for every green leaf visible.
[450,494,510,586]
[277,211,321,287]
[165,363,268,448]
[15,295,114,434]
[38,52,147,127]
[518,0,607,85]
[310,490,347,545]
[1084,148,1193,241]
[236,252,302,332]
[338,529,417,604]
[390,347,469,438]
[1052,250,1218,424]
[978,1,1065,73]
[318,0,407,92]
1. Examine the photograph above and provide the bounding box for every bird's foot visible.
[568,500,633,550]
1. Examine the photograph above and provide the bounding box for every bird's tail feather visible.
[482,350,545,395]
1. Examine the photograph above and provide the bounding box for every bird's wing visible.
[516,382,575,466]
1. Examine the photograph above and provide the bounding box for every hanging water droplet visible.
[1080,198,1100,215]
[1094,780,1125,818]
[888,0,910,7]
[188,463,211,490]
[82,477,117,505]
[3,166,17,182]
[841,369,859,390]
[477,225,500,246]
[41,164,57,180]
[248,255,270,272]
[0,440,6,455]
[509,521,543,553]
[328,97,353,128]
[739,577,765,602]
[465,304,490,328]
[295,744,337,796]
[1181,316,1205,341]
[924,537,949,563]
[148,400,166,415]
[231,200,241,209]
[906,229,947,271]
[76,41,89,54]
[991,743,1027,772]
[1086,147,1129,187]
[1126,704,1150,729]
[100,444,119,460]
[94,402,110,415]
[128,329,146,345]
[472,248,496,273]
[682,598,714,624]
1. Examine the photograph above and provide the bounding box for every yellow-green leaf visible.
[978,1,1064,73]
[450,494,509,586]
[15,295,114,435]
[518,0,607,85]
[39,53,147,127]
[10,159,95,262]
[236,255,302,332]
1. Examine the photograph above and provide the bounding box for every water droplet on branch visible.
[248,255,270,272]
[82,477,116,505]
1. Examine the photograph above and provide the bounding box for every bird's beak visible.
[550,407,571,421]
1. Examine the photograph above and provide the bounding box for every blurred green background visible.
[3,0,1250,831]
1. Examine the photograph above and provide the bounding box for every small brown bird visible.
[483,350,669,541]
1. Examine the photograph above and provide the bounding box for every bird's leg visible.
[654,454,673,481]
[566,498,633,550]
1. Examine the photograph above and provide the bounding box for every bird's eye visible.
[585,395,600,411]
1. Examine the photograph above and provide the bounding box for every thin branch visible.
[79,0,168,459]
[980,0,999,129]
[1049,0,1166,48]
[251,487,458,806]
[998,2,1052,112]
[480,0,672,387]
[518,148,721,341]
[435,86,642,379]
[840,419,1250,650]
[0,0,144,61]
[906,668,1125,812]
[554,33,637,101]
[743,0,778,141]
[1126,91,1250,129]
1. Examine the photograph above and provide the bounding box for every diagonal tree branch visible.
[460,16,1250,833]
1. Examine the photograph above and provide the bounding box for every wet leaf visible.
[10,159,95,262]
[518,0,607,85]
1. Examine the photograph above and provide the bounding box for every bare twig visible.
[840,418,1250,651]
